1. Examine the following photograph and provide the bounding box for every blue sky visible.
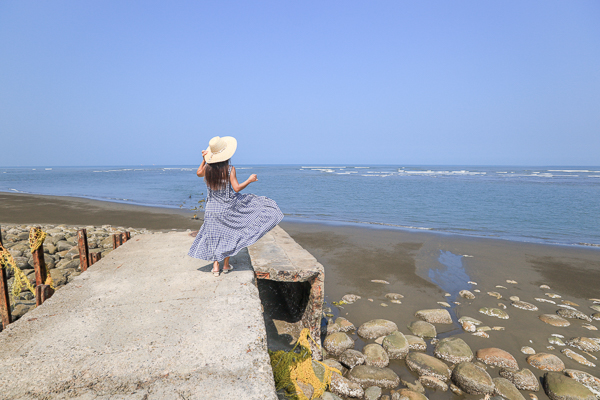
[1,1,598,166]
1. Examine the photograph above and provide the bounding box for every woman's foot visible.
[212,261,220,277]
[222,265,234,273]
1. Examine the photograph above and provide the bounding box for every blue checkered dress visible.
[188,166,284,261]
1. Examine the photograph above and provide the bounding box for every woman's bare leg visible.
[212,260,220,273]
[223,257,231,272]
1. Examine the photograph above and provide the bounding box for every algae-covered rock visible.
[564,369,600,398]
[479,307,509,319]
[458,316,483,325]
[499,367,540,391]
[341,294,361,304]
[557,309,592,322]
[476,347,519,369]
[493,377,526,400]
[540,314,571,327]
[549,336,566,346]
[385,293,404,301]
[318,392,344,400]
[512,301,538,311]
[382,331,410,359]
[358,319,398,339]
[434,337,473,363]
[391,389,428,400]
[321,359,345,375]
[527,353,565,371]
[363,343,389,368]
[419,375,448,391]
[327,317,355,334]
[405,335,427,351]
[561,349,596,367]
[566,337,600,352]
[330,372,364,398]
[405,352,451,382]
[451,362,495,395]
[521,346,536,355]
[323,332,354,356]
[543,372,596,400]
[460,290,476,299]
[340,349,366,369]
[347,365,400,389]
[407,320,436,338]
[364,386,383,400]
[415,309,452,324]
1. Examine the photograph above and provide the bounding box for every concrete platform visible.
[0,232,277,400]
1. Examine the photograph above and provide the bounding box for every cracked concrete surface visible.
[0,232,277,400]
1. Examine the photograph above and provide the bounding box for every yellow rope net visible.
[0,244,36,300]
[29,227,46,253]
[28,227,54,289]
[269,328,340,400]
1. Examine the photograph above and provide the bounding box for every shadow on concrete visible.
[195,248,254,273]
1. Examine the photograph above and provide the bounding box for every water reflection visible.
[428,250,472,303]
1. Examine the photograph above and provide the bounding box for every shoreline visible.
[3,191,599,249]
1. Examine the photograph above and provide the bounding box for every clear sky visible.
[1,1,598,167]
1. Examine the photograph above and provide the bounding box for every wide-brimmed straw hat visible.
[204,136,237,164]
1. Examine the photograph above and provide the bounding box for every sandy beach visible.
[2,192,600,399]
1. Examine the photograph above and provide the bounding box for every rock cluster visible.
[0,223,146,323]
[312,277,600,400]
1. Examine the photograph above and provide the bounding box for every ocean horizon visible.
[2,164,599,248]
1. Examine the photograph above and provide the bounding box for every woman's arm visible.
[230,166,258,192]
[196,151,208,177]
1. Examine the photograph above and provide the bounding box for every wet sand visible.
[3,192,600,398]
[0,192,200,230]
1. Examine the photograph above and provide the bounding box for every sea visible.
[1,165,599,247]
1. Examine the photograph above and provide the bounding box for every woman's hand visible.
[201,150,208,158]
[248,174,258,183]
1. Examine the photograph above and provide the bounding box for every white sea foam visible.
[45,168,52,171]
[548,170,595,173]
[312,168,335,173]
[589,175,600,178]
[302,166,346,169]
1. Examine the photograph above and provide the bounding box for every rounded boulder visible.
[476,347,519,369]
[407,320,436,338]
[451,362,495,395]
[324,332,354,356]
[415,309,452,324]
[382,331,410,359]
[499,368,540,391]
[346,365,400,389]
[493,377,526,400]
[358,319,398,339]
[434,337,473,363]
[391,389,429,400]
[363,343,389,368]
[527,353,565,372]
[340,349,365,369]
[405,352,451,382]
[543,372,596,400]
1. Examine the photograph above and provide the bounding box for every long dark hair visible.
[204,160,230,190]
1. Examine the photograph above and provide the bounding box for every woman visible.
[188,136,283,276]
